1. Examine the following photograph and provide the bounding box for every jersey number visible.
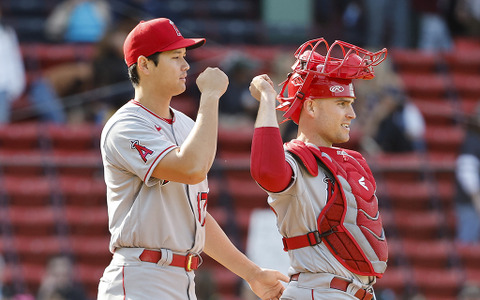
[197,192,208,227]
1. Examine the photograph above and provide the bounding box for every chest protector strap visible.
[283,140,388,277]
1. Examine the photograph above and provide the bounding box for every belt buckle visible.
[185,253,194,272]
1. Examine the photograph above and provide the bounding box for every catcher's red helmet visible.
[277,38,387,124]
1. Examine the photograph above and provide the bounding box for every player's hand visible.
[196,67,229,98]
[246,268,289,300]
[249,74,276,102]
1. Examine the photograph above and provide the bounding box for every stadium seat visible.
[45,123,101,151]
[463,268,480,284]
[0,150,45,176]
[76,263,107,299]
[210,267,241,296]
[2,175,52,206]
[68,236,111,267]
[443,50,480,75]
[402,239,453,269]
[218,125,254,156]
[370,152,425,182]
[226,176,268,211]
[52,150,103,177]
[411,97,457,126]
[21,43,95,70]
[13,235,64,265]
[383,181,432,210]
[400,73,448,99]
[391,49,439,74]
[424,125,464,156]
[64,205,108,236]
[0,122,41,150]
[170,95,198,119]
[452,73,480,99]
[19,262,45,295]
[458,97,479,116]
[58,175,106,207]
[374,266,411,297]
[411,267,462,299]
[455,243,480,270]
[8,206,57,236]
[393,210,444,240]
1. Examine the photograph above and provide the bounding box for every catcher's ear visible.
[304,99,315,116]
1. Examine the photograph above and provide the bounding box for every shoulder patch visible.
[131,140,154,163]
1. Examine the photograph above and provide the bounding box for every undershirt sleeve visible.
[250,127,293,192]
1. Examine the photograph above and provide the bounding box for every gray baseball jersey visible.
[100,100,208,254]
[265,150,375,298]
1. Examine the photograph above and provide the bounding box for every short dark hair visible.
[128,52,161,86]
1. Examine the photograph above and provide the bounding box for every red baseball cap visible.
[123,18,206,67]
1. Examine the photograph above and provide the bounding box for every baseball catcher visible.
[249,38,388,299]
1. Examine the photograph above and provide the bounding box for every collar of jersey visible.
[130,99,175,124]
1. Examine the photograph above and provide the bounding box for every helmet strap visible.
[282,72,315,121]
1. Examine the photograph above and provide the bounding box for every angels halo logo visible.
[329,85,344,93]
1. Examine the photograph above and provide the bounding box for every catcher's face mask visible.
[277,38,387,124]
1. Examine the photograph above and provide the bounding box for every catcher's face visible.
[307,97,356,147]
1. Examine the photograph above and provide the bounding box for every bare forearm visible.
[178,93,219,171]
[254,91,279,128]
[204,213,289,300]
[203,213,260,281]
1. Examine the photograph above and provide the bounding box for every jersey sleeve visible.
[102,116,178,186]
[250,127,293,192]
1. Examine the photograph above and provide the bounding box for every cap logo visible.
[169,20,182,37]
[330,85,344,93]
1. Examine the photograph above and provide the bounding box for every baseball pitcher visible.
[97,18,288,300]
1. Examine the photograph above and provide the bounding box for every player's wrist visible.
[261,89,277,101]
[243,265,263,284]
[201,90,224,100]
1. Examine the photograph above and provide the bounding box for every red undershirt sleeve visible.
[250,127,293,193]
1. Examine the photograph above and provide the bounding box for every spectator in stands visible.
[29,19,134,124]
[45,0,112,43]
[459,282,480,300]
[412,0,454,52]
[363,0,412,49]
[455,104,480,244]
[28,60,92,123]
[353,58,426,155]
[88,18,136,123]
[270,50,298,142]
[36,254,87,300]
[454,0,480,37]
[218,53,259,126]
[0,254,35,300]
[0,6,26,123]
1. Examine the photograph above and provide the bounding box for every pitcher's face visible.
[152,48,190,96]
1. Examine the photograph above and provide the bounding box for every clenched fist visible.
[196,67,229,98]
[249,74,276,102]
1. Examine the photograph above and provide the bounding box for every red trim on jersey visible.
[251,127,292,192]
[143,145,176,182]
[130,100,174,124]
[122,265,126,300]
[311,289,315,299]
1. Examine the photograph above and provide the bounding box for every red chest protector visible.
[283,140,388,277]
